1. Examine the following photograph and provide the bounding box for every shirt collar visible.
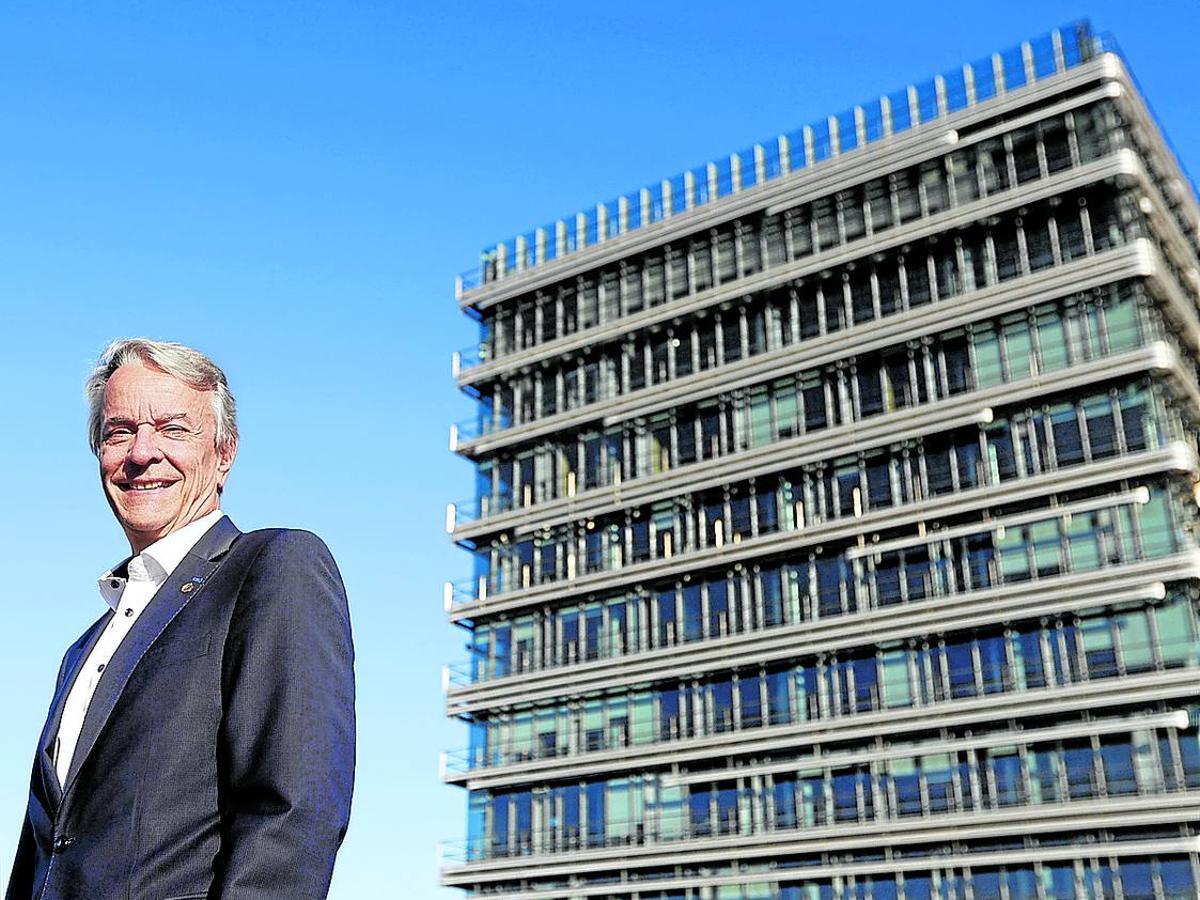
[97,509,226,610]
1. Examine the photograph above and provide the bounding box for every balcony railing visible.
[448,449,1175,611]
[441,776,1195,864]
[451,254,1152,480]
[448,324,1161,561]
[455,147,1134,407]
[455,23,1110,299]
[444,633,1198,774]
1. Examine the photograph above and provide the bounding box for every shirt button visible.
[124,608,134,617]
[97,663,105,673]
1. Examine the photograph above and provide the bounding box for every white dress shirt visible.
[53,509,225,785]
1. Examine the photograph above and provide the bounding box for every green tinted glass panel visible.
[1137,491,1175,557]
[882,651,912,708]
[513,714,533,751]
[1156,596,1198,665]
[1036,308,1069,371]
[658,785,685,839]
[1031,519,1064,572]
[775,384,799,433]
[1080,617,1114,652]
[1067,512,1102,571]
[1115,609,1153,671]
[998,526,1030,579]
[750,388,773,448]
[632,694,655,744]
[974,325,1005,387]
[922,754,954,782]
[607,780,630,837]
[1104,294,1139,351]
[1003,317,1034,380]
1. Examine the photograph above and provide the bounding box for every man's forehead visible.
[103,363,210,411]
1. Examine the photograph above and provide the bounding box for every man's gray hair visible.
[85,338,239,456]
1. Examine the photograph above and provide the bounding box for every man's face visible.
[99,361,237,554]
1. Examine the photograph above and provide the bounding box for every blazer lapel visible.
[37,614,111,810]
[61,516,241,801]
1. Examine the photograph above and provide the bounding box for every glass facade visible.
[453,590,1198,773]
[465,721,1197,858]
[445,22,1200,900]
[457,100,1136,450]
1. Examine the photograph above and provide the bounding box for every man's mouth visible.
[120,481,177,492]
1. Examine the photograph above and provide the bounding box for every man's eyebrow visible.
[103,413,193,427]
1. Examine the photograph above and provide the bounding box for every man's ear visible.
[216,437,238,489]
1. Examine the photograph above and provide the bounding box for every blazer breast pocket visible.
[145,630,213,667]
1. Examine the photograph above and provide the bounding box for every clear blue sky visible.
[0,2,1196,896]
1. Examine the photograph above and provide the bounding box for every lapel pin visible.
[180,583,194,593]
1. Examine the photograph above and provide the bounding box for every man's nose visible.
[126,424,164,467]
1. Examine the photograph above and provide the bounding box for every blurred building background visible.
[443,21,1200,900]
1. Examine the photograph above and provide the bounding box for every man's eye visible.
[161,424,189,435]
[104,429,133,442]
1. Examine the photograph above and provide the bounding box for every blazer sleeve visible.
[4,782,36,900]
[209,530,356,900]
[6,628,92,900]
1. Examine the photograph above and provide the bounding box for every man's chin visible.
[116,515,174,546]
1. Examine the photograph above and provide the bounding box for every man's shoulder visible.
[225,527,343,591]
[231,526,336,561]
[222,527,349,630]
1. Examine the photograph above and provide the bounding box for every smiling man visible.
[6,339,355,900]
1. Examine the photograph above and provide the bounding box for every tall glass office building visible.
[442,22,1200,900]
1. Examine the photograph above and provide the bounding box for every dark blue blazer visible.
[6,517,355,900]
